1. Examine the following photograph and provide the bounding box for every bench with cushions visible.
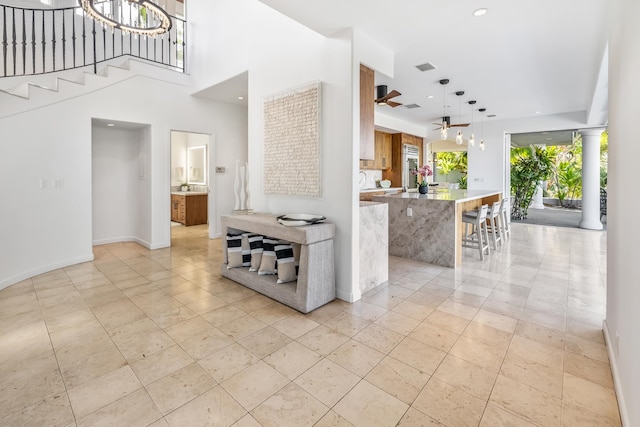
[220,213,335,313]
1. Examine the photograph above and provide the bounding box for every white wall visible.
[92,125,151,246]
[0,74,247,289]
[605,0,640,424]
[171,131,188,186]
[189,0,360,301]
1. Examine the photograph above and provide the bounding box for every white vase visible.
[239,166,246,210]
[233,160,241,210]
[244,163,251,210]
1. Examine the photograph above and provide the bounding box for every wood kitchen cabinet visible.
[359,64,375,160]
[360,130,392,170]
[382,133,424,188]
[171,193,208,226]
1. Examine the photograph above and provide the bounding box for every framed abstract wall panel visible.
[263,81,321,198]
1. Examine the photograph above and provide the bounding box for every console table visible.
[220,213,336,313]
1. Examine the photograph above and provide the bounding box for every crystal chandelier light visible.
[80,0,172,36]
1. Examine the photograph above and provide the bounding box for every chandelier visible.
[80,0,172,36]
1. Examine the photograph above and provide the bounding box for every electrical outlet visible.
[407,207,413,217]
[40,179,47,189]
[54,179,64,188]
[215,166,226,173]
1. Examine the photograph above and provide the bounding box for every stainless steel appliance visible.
[402,144,420,189]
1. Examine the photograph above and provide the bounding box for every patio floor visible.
[513,205,607,230]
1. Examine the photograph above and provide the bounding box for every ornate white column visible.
[579,128,605,230]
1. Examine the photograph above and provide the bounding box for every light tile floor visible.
[0,222,619,426]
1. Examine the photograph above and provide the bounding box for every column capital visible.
[578,127,606,137]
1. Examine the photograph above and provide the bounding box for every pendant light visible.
[455,91,464,145]
[439,79,449,140]
[468,100,476,147]
[478,108,486,151]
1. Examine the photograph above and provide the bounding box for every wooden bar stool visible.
[462,204,490,261]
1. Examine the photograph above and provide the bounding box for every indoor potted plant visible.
[412,164,433,194]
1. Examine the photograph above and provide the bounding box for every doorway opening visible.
[170,130,213,242]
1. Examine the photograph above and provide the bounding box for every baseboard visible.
[336,287,361,303]
[0,253,95,291]
[603,319,630,426]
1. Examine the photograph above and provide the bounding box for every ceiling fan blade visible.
[385,90,401,99]
[450,123,470,127]
[386,100,402,108]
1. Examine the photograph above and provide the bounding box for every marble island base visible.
[373,190,501,267]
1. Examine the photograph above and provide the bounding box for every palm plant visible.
[510,146,554,220]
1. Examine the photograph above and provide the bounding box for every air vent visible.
[403,103,422,109]
[415,62,436,72]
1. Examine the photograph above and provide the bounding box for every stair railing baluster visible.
[51,9,55,71]
[62,9,66,70]
[72,9,76,69]
[2,6,7,77]
[11,7,16,76]
[41,10,45,72]
[21,9,26,75]
[31,9,35,74]
[82,9,86,67]
[92,19,96,74]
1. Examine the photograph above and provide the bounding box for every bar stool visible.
[462,204,490,261]
[486,200,502,250]
[500,197,510,239]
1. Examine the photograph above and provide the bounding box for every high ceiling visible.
[258,0,608,135]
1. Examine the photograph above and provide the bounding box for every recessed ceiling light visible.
[107,123,115,127]
[427,95,434,99]
[473,8,488,17]
[238,96,244,100]
[535,111,541,114]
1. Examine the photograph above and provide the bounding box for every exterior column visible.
[530,181,545,209]
[579,128,605,230]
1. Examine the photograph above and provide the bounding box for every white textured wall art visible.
[263,81,321,198]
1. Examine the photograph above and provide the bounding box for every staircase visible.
[0,2,188,118]
[0,57,190,119]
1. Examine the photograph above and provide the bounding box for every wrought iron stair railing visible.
[1,2,185,78]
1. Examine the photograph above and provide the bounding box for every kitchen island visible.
[372,189,502,267]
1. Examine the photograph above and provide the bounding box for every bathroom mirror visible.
[187,145,207,185]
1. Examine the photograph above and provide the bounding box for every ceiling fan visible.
[375,85,402,107]
[432,115,470,131]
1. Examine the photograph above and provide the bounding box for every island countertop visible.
[373,189,502,267]
[375,189,502,203]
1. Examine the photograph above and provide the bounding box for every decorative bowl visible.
[379,180,391,188]
[277,213,326,227]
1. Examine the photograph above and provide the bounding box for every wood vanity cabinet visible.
[171,194,208,226]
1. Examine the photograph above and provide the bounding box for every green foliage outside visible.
[434,152,467,183]
[543,131,608,206]
[510,146,554,220]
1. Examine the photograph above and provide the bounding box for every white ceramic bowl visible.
[380,180,391,188]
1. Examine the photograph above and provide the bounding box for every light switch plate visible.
[215,166,226,173]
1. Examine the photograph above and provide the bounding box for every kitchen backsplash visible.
[359,169,382,189]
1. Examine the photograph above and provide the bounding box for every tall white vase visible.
[239,166,246,210]
[233,160,241,210]
[244,162,251,210]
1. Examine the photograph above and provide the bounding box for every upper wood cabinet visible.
[359,64,375,160]
[360,130,392,170]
